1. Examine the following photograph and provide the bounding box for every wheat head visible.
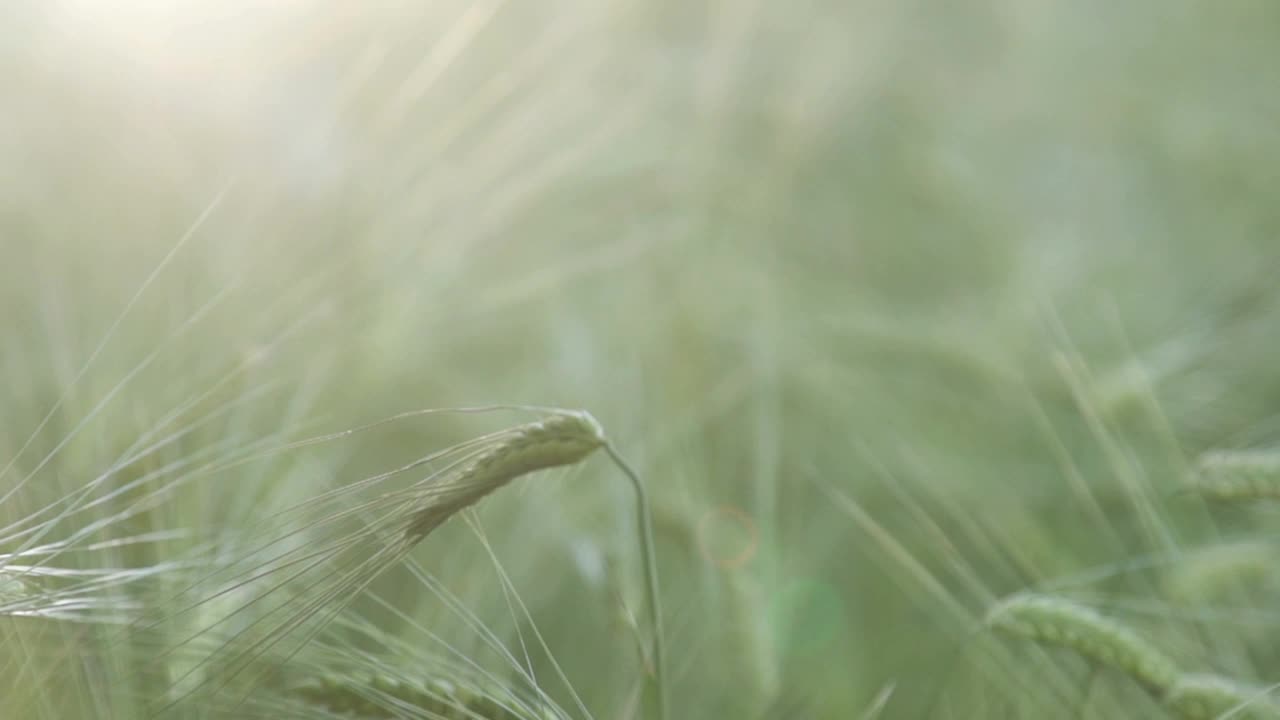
[291,671,560,719]
[154,408,670,720]
[986,593,1180,694]
[401,410,605,542]
[1191,450,1280,502]
[1163,673,1280,720]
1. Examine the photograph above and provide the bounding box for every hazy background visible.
[3,1,1280,717]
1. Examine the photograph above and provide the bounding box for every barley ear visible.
[1191,450,1280,502]
[397,410,667,720]
[1162,541,1275,604]
[986,593,1180,694]
[402,410,609,542]
[291,671,559,719]
[1163,673,1280,720]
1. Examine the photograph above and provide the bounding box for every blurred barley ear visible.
[1191,450,1280,502]
[986,593,1180,695]
[1163,674,1280,720]
[289,671,562,719]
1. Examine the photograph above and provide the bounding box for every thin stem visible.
[605,443,667,720]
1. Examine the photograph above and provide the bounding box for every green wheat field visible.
[4,1,1280,718]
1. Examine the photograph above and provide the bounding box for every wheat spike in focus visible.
[402,410,606,542]
[158,411,605,709]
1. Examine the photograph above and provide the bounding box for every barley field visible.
[4,2,1280,718]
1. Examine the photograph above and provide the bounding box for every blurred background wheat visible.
[4,1,1280,718]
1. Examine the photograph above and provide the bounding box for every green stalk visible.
[605,443,667,720]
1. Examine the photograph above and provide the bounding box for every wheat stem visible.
[604,443,668,720]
